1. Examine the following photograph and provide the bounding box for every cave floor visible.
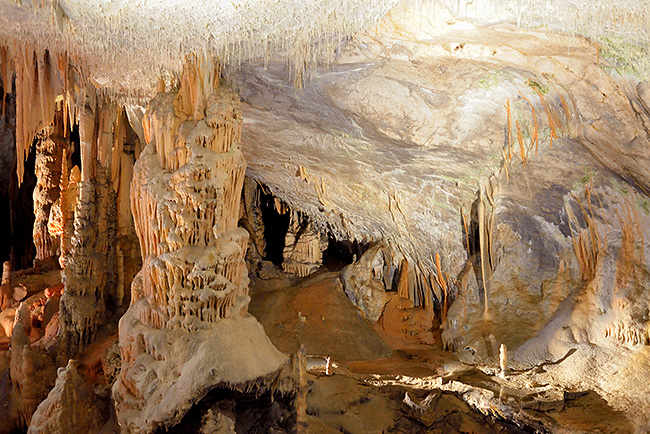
[249,267,634,433]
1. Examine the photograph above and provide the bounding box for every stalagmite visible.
[499,344,507,378]
[114,59,289,433]
[241,177,266,258]
[32,125,66,261]
[5,303,57,432]
[0,261,11,310]
[27,360,104,434]
[57,163,80,269]
[1,261,9,285]
[58,164,117,359]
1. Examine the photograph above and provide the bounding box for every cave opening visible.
[5,136,37,270]
[322,236,369,270]
[258,189,291,266]
[68,123,81,170]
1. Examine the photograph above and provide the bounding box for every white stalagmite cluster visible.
[113,59,288,433]
[0,41,143,432]
[0,45,140,361]
[57,88,141,359]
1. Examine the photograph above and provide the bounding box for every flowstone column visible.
[58,98,119,359]
[32,124,66,261]
[113,60,288,433]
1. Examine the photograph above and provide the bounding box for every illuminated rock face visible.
[113,61,287,433]
[2,1,650,432]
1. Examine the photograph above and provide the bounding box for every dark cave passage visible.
[322,236,369,270]
[4,137,37,270]
[258,189,291,266]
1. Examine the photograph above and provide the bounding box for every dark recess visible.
[160,387,296,434]
[259,190,291,266]
[323,236,369,269]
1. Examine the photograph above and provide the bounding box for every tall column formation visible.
[133,61,249,328]
[57,89,141,358]
[32,115,69,261]
[113,59,288,433]
[58,165,117,359]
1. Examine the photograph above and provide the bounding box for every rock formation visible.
[58,165,117,359]
[27,360,104,434]
[340,242,395,322]
[0,261,12,310]
[2,0,650,432]
[32,126,66,261]
[282,210,328,277]
[113,59,288,433]
[7,303,57,432]
[240,177,267,260]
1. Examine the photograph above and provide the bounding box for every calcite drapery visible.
[114,60,287,433]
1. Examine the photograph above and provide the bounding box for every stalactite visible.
[12,47,65,186]
[566,185,602,282]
